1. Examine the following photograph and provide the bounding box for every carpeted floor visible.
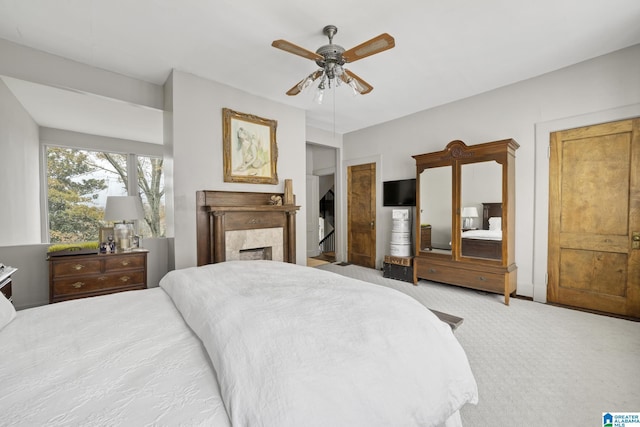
[316,262,640,427]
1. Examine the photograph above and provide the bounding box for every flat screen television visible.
[383,178,416,206]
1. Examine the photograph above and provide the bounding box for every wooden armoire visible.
[412,139,518,305]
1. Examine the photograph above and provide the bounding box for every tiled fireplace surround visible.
[226,228,283,261]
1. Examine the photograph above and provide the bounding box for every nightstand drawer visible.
[53,271,145,296]
[52,259,102,277]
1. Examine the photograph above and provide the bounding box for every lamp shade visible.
[461,207,479,218]
[104,196,144,222]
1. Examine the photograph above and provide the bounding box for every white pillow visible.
[0,292,16,331]
[488,216,502,231]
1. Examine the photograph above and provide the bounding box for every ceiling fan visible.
[271,25,395,102]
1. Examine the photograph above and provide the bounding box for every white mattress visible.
[0,262,477,426]
[0,288,231,426]
[160,261,478,427]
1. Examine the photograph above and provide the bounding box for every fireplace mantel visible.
[196,191,300,266]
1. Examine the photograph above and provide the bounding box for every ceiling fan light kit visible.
[272,25,395,103]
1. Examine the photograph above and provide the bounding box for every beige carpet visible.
[317,262,640,427]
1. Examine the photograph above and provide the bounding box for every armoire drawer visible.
[417,262,504,293]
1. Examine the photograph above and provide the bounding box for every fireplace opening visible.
[239,247,273,261]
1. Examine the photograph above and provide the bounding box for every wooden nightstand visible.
[0,266,18,304]
[48,250,148,303]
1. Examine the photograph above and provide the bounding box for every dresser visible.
[48,250,148,303]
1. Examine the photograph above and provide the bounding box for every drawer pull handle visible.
[73,264,85,271]
[120,276,131,282]
[120,261,130,266]
[71,282,85,289]
[98,276,107,281]
[428,268,437,273]
[478,276,487,281]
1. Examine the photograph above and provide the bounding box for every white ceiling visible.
[1,0,639,144]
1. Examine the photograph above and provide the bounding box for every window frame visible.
[40,129,164,244]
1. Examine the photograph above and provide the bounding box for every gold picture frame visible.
[223,108,278,184]
[99,227,114,243]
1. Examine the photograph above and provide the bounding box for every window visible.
[46,146,165,243]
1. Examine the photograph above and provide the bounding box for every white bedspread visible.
[0,288,231,427]
[160,260,478,427]
[461,229,502,241]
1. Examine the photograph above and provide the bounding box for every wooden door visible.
[348,163,376,268]
[548,118,640,318]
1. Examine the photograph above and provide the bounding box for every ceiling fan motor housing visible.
[315,44,346,78]
[315,25,346,79]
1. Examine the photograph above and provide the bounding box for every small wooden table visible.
[0,266,18,304]
[383,255,413,283]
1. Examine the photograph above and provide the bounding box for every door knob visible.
[633,231,640,249]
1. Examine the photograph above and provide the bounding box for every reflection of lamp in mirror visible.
[462,207,479,229]
[104,196,144,252]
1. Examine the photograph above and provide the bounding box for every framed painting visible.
[222,108,278,184]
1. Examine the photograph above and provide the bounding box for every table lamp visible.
[461,206,479,229]
[104,196,144,252]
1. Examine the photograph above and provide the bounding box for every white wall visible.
[0,78,40,245]
[343,44,640,298]
[0,41,310,307]
[0,39,162,110]
[167,70,308,269]
[0,41,169,308]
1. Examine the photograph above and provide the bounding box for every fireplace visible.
[226,228,282,261]
[239,247,273,261]
[196,191,299,266]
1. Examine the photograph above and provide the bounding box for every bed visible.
[0,260,478,426]
[461,202,502,260]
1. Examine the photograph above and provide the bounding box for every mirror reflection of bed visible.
[461,202,502,260]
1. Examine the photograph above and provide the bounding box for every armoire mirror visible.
[419,166,452,254]
[412,139,519,305]
[460,160,502,260]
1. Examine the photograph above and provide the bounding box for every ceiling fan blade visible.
[286,82,303,96]
[286,69,324,96]
[341,69,373,95]
[272,39,323,61]
[342,33,395,63]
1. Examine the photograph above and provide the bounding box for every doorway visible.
[306,144,337,266]
[547,118,640,318]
